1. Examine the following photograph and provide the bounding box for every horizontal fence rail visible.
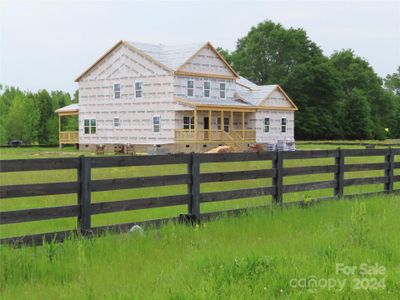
[0,148,399,246]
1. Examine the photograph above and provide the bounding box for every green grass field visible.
[0,145,399,239]
[1,194,399,299]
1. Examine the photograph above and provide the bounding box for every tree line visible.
[0,87,78,144]
[0,20,399,144]
[218,20,400,140]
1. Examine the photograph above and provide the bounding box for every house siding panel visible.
[178,45,234,77]
[262,90,292,108]
[174,76,235,101]
[78,44,175,145]
[254,110,294,144]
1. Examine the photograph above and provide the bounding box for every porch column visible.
[58,114,62,148]
[220,110,224,140]
[242,111,245,139]
[230,111,234,132]
[194,109,197,142]
[208,110,212,141]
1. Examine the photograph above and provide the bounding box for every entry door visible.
[204,117,209,140]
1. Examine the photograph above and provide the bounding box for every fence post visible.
[188,153,200,220]
[272,150,283,205]
[385,148,394,193]
[334,148,344,198]
[78,155,91,234]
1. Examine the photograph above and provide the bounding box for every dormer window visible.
[220,82,226,99]
[135,81,142,98]
[204,81,211,98]
[187,80,194,97]
[113,83,120,99]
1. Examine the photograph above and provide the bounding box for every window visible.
[217,117,230,132]
[90,119,96,133]
[187,80,194,97]
[114,83,120,99]
[203,81,210,98]
[220,82,226,99]
[264,118,270,133]
[281,118,287,133]
[113,118,120,128]
[84,119,96,134]
[183,116,194,130]
[135,81,142,98]
[153,116,161,132]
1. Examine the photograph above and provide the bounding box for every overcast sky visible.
[1,0,399,94]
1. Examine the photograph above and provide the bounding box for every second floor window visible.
[264,118,270,133]
[84,119,96,134]
[135,82,142,98]
[113,118,120,128]
[204,81,210,98]
[281,118,287,133]
[153,116,161,132]
[187,80,194,97]
[220,82,226,99]
[183,116,194,130]
[114,83,120,99]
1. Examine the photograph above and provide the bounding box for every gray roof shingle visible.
[129,41,206,70]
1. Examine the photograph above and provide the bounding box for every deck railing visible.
[175,129,256,143]
[59,131,79,144]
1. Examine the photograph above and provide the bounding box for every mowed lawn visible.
[1,194,399,299]
[0,144,399,239]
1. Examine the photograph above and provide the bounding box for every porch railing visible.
[59,131,79,144]
[175,129,256,143]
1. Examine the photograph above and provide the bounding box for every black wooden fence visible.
[0,148,399,246]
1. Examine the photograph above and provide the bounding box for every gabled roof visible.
[235,79,298,110]
[131,41,239,78]
[75,40,239,82]
[129,41,206,70]
[236,85,278,106]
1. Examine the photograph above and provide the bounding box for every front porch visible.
[55,104,79,146]
[175,108,256,148]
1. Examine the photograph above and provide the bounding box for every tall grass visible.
[1,194,399,299]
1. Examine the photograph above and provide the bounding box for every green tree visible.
[384,67,400,137]
[33,90,54,144]
[284,59,343,139]
[5,93,39,143]
[384,66,400,96]
[0,87,25,143]
[329,50,395,139]
[229,20,324,85]
[343,89,373,139]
